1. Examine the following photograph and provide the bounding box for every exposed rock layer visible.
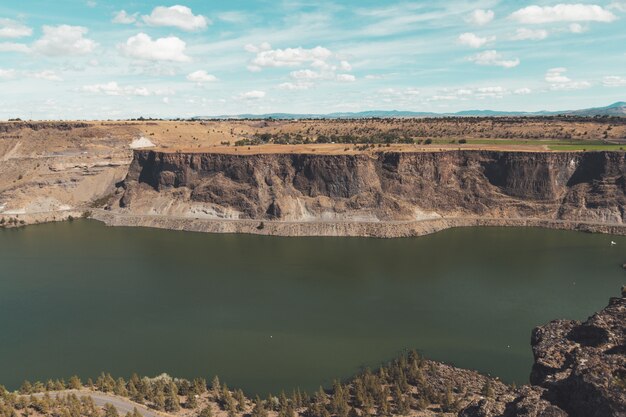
[115,150,626,237]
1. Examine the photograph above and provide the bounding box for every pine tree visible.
[234,389,246,411]
[186,393,198,409]
[103,404,119,417]
[481,379,494,398]
[165,383,181,412]
[251,396,268,417]
[198,406,213,417]
[68,376,82,390]
[211,376,221,400]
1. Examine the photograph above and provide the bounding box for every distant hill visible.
[195,101,626,119]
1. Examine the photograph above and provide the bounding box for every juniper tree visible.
[198,406,213,417]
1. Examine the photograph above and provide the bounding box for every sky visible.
[0,0,625,119]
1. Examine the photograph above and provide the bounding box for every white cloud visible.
[336,74,356,82]
[142,5,210,31]
[290,69,322,80]
[86,0,97,8]
[0,69,16,79]
[244,42,271,53]
[81,81,170,96]
[545,67,571,83]
[602,75,626,87]
[217,11,249,23]
[514,87,532,95]
[33,25,97,56]
[458,32,495,48]
[187,70,218,83]
[249,45,333,69]
[237,90,266,100]
[466,9,495,26]
[120,33,190,62]
[475,86,507,98]
[568,23,587,33]
[510,28,548,40]
[0,18,32,38]
[469,50,520,68]
[33,70,62,81]
[609,2,626,12]
[0,42,30,53]
[339,60,352,71]
[278,82,313,90]
[545,67,591,90]
[113,10,138,24]
[510,4,617,24]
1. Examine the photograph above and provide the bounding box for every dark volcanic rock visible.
[120,150,626,223]
[460,289,626,417]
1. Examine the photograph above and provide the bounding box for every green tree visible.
[481,379,494,398]
[198,406,213,417]
[251,396,268,417]
[103,403,119,417]
[68,376,82,390]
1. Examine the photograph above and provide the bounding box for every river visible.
[0,220,623,394]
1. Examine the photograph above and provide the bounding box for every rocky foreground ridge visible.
[461,287,626,417]
[103,150,626,237]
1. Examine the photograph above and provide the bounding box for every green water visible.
[0,221,624,394]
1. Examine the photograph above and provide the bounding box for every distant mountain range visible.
[195,101,626,119]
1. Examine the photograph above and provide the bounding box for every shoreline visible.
[90,210,626,238]
[4,210,626,238]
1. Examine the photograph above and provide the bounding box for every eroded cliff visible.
[111,150,626,236]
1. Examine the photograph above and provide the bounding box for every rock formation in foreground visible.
[461,287,626,417]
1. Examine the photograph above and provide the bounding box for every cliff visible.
[460,287,626,417]
[108,150,626,237]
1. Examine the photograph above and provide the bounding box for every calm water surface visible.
[0,220,624,394]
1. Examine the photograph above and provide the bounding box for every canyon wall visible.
[110,150,626,237]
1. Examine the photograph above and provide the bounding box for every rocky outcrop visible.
[459,288,626,417]
[117,150,626,227]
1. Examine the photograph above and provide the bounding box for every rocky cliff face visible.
[460,288,626,417]
[117,150,626,226]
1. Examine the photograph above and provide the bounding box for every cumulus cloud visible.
[569,23,587,33]
[120,33,189,62]
[428,86,510,101]
[609,2,626,12]
[237,90,266,100]
[248,45,333,70]
[112,10,138,24]
[510,28,548,40]
[469,50,520,68]
[81,81,170,96]
[458,32,495,48]
[545,67,591,90]
[545,67,571,83]
[0,42,30,53]
[514,87,532,95]
[602,75,626,87]
[336,74,356,82]
[290,69,323,80]
[0,69,16,79]
[33,25,97,56]
[466,9,495,25]
[510,4,617,24]
[186,70,218,83]
[33,70,62,81]
[142,5,210,31]
[0,18,32,38]
[279,82,313,91]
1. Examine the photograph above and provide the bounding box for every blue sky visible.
[0,0,625,119]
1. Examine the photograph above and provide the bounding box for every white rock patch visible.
[129,137,156,149]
